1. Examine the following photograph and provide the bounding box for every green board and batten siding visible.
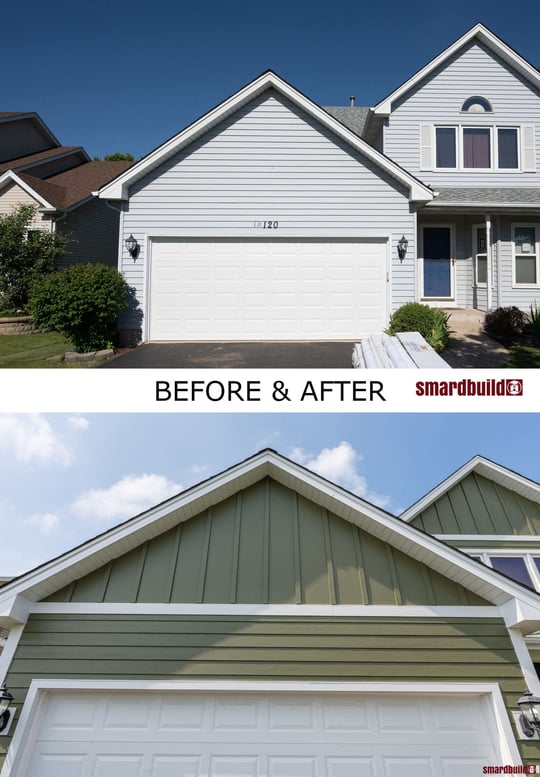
[410,472,540,536]
[46,478,486,606]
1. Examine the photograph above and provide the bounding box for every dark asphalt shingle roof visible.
[431,187,540,206]
[323,106,369,136]
[0,146,87,174]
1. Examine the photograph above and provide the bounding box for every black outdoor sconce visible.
[517,689,540,737]
[0,685,13,733]
[125,234,139,259]
[397,234,408,262]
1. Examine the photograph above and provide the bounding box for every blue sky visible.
[4,0,540,159]
[1,412,539,577]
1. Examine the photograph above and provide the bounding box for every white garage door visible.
[24,691,500,777]
[148,238,388,340]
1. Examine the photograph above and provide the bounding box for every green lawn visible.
[0,332,83,368]
[506,345,540,368]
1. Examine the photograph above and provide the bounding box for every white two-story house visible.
[98,23,540,343]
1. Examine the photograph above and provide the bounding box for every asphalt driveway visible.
[100,341,355,369]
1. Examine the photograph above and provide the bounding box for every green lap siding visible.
[46,479,488,606]
[411,473,540,535]
[1,614,538,764]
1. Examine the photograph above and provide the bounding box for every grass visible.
[506,345,540,368]
[0,331,94,368]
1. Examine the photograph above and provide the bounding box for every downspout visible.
[485,213,493,312]
[496,215,502,308]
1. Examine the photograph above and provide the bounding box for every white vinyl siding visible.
[120,91,415,334]
[23,690,503,777]
[384,42,539,186]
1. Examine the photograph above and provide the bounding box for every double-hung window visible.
[513,224,539,286]
[473,226,487,286]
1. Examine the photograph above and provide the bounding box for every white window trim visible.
[433,125,521,172]
[512,222,540,288]
[465,549,540,592]
[472,224,488,288]
[1,679,522,777]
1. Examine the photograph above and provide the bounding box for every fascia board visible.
[401,456,540,523]
[427,202,540,210]
[0,450,538,613]
[373,24,540,116]
[98,72,432,204]
[0,170,54,209]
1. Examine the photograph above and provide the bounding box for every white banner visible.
[0,369,533,412]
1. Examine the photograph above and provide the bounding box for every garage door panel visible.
[24,691,501,777]
[149,239,388,340]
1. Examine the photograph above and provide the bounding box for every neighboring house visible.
[1,449,540,774]
[0,113,132,268]
[98,23,540,343]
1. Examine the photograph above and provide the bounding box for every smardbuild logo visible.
[416,378,523,397]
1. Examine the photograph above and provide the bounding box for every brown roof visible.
[0,146,89,174]
[7,161,134,209]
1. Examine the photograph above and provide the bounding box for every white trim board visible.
[400,455,540,523]
[0,679,522,777]
[373,23,540,116]
[2,451,540,626]
[98,71,433,203]
[31,603,500,618]
[0,170,54,209]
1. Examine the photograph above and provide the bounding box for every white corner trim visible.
[0,624,24,685]
[507,627,540,695]
[30,603,500,618]
[1,679,521,777]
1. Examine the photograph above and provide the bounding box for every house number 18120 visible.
[254,220,279,229]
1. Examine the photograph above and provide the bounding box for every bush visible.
[28,264,128,352]
[524,303,540,346]
[484,306,528,340]
[386,302,451,352]
[0,205,66,308]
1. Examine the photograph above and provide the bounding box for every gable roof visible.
[0,161,133,212]
[0,112,61,152]
[372,23,540,116]
[98,71,433,203]
[1,450,540,628]
[0,146,90,176]
[401,456,540,526]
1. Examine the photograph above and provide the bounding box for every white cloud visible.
[27,512,60,534]
[290,441,390,508]
[70,473,183,522]
[67,415,90,431]
[0,414,72,465]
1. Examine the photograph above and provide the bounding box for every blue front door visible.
[423,227,452,297]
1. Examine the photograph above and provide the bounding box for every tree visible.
[93,152,135,161]
[0,205,66,310]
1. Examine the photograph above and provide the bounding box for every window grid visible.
[433,125,520,171]
[471,551,540,592]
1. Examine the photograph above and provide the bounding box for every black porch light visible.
[397,234,408,261]
[0,685,13,733]
[517,689,540,737]
[125,234,139,259]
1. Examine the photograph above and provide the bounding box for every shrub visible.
[524,303,540,346]
[29,264,128,352]
[387,302,437,340]
[484,306,528,340]
[0,204,66,308]
[386,302,452,352]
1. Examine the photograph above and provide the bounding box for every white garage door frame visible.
[1,679,521,777]
[142,229,392,343]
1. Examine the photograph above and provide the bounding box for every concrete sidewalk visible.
[440,308,509,369]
